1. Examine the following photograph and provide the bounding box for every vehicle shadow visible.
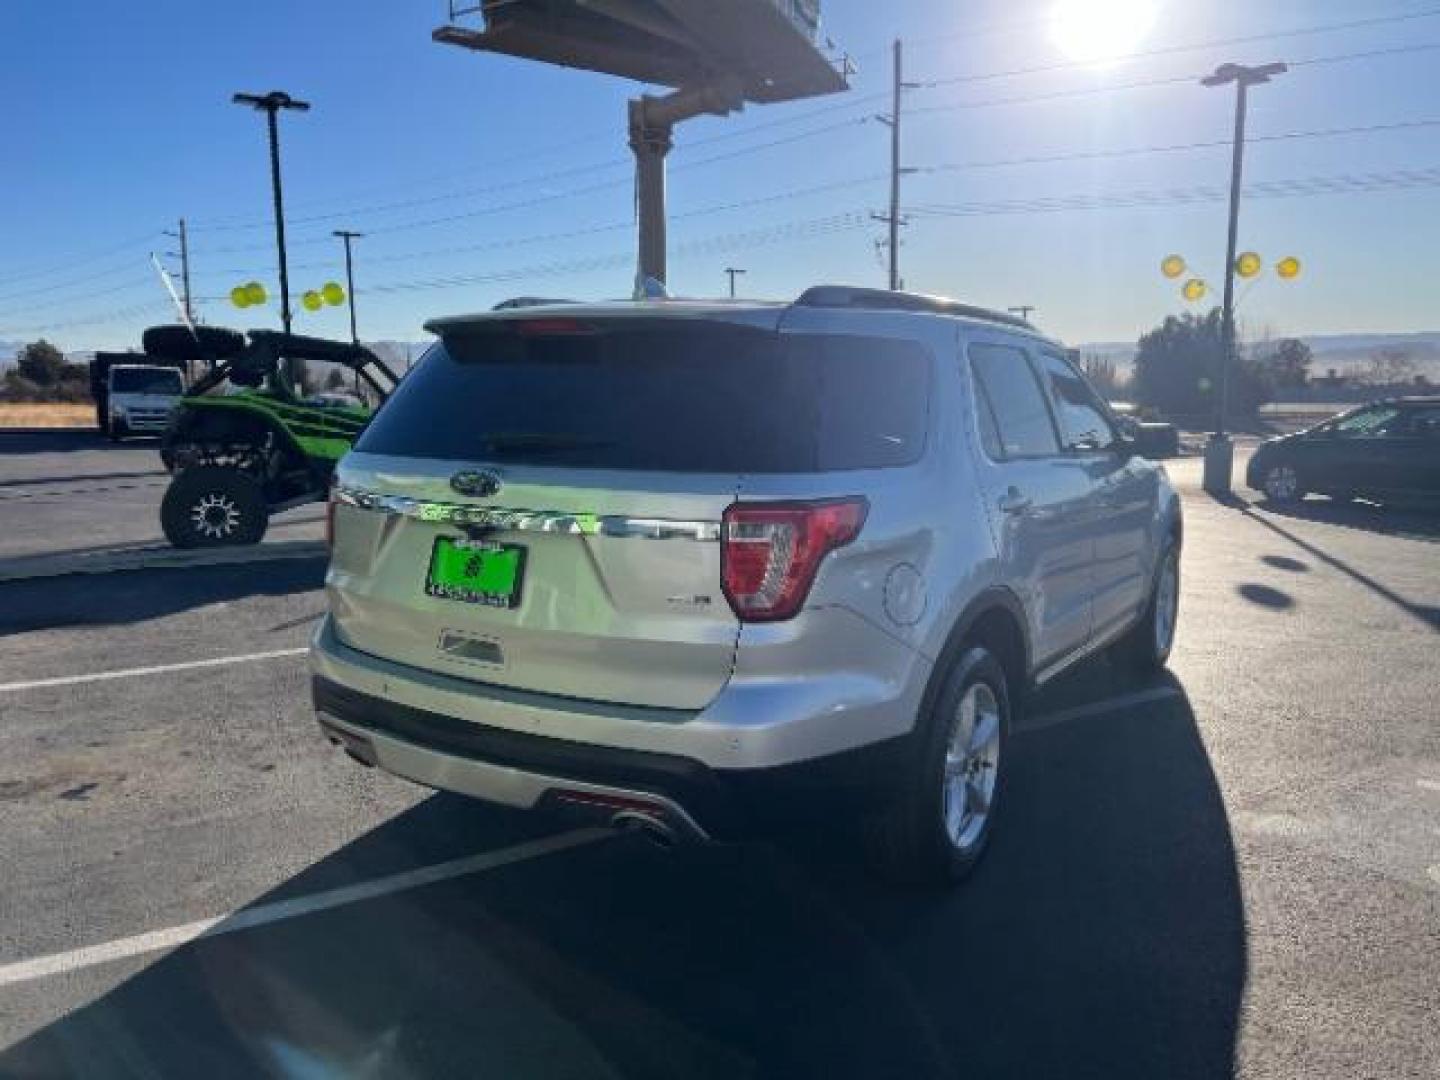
[1239,506,1440,632]
[0,559,326,638]
[0,430,120,456]
[0,674,1245,1079]
[1254,494,1440,542]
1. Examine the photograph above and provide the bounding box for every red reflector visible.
[721,499,868,622]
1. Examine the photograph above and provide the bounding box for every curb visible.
[0,540,327,583]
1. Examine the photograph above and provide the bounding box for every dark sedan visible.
[1247,397,1440,506]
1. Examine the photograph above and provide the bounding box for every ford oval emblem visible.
[450,469,502,498]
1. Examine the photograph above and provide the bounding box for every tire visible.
[161,466,269,548]
[863,646,1011,886]
[1260,462,1304,504]
[108,421,126,443]
[142,324,245,364]
[1114,540,1180,672]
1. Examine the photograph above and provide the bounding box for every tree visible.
[1132,308,1271,420]
[15,340,65,386]
[1080,353,1123,400]
[1258,338,1312,390]
[1362,348,1416,388]
[324,366,346,391]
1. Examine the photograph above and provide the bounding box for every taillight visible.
[721,499,868,622]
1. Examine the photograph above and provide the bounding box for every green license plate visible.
[425,536,526,608]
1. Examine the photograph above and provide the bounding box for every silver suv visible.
[311,286,1182,883]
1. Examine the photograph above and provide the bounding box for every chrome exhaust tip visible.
[610,809,679,849]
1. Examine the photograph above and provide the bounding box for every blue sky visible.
[2,0,1438,351]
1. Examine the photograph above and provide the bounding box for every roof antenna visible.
[633,274,669,301]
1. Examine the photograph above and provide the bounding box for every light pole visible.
[724,267,746,298]
[1200,61,1286,496]
[232,91,310,342]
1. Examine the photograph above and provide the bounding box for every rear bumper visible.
[309,618,918,839]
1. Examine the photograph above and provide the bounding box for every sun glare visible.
[1050,0,1157,66]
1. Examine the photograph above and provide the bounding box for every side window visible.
[1033,351,1116,451]
[969,344,1061,459]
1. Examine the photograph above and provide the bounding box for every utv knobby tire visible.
[161,466,269,548]
[142,324,245,364]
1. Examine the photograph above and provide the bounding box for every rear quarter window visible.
[354,322,931,473]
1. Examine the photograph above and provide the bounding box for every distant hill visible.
[1077,331,1440,381]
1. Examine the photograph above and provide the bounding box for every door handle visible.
[998,489,1033,515]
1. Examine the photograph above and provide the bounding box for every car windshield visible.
[111,368,181,394]
[356,322,931,471]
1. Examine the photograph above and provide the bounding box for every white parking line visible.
[0,648,309,695]
[0,829,604,989]
[1019,686,1184,734]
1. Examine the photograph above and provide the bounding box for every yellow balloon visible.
[1161,254,1186,279]
[1182,278,1208,302]
[1236,252,1263,279]
[244,281,267,306]
[321,281,346,306]
[230,285,251,309]
[301,290,323,313]
[1276,256,1302,280]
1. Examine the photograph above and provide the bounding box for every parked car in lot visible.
[1247,397,1440,507]
[311,287,1182,884]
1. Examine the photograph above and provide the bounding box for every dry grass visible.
[0,402,96,429]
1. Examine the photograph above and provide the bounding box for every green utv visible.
[143,325,399,548]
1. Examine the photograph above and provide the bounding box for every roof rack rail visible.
[794,286,1035,330]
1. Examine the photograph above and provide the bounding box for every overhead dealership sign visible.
[434,0,847,105]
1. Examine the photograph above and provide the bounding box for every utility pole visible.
[333,229,363,397]
[1008,305,1036,322]
[332,230,363,344]
[872,40,918,291]
[161,219,195,326]
[1199,61,1287,496]
[724,267,746,298]
[232,91,310,342]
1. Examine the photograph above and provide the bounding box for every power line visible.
[0,275,157,319]
[904,165,1440,219]
[184,16,1440,239]
[195,173,888,279]
[194,116,875,254]
[917,6,1440,90]
[0,299,171,337]
[0,231,163,291]
[188,99,889,237]
[918,118,1440,175]
[358,212,871,296]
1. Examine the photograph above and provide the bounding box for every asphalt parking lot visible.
[1,433,1437,1079]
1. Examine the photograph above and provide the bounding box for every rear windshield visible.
[355,322,930,472]
[111,368,182,394]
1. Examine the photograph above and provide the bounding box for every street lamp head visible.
[232,90,311,112]
[1201,61,1288,88]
